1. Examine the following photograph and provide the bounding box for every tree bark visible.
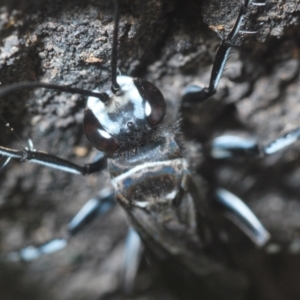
[0,0,300,299]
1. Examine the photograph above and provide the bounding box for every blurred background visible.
[0,0,300,299]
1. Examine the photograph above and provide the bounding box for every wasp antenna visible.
[0,82,109,102]
[111,0,121,94]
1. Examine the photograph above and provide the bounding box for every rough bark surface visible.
[0,0,300,299]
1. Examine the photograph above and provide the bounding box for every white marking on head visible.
[145,101,151,116]
[87,77,147,136]
[116,75,134,91]
[98,129,112,139]
[87,90,104,115]
[134,201,148,208]
[117,76,144,119]
[87,89,120,135]
[166,190,177,200]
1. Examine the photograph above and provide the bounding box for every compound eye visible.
[134,78,166,126]
[83,109,120,153]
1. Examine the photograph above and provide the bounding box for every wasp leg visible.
[182,0,265,104]
[209,135,260,159]
[0,156,11,171]
[6,239,68,262]
[209,127,300,159]
[5,188,115,262]
[0,145,106,175]
[67,188,115,235]
[263,127,300,155]
[121,227,144,294]
[214,188,270,246]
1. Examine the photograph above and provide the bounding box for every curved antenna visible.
[0,2,122,100]
[0,82,109,101]
[111,0,121,94]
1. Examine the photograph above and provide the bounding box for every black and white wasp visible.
[1,0,300,299]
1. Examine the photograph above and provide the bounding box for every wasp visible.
[1,0,300,299]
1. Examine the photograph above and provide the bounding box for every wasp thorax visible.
[83,75,166,153]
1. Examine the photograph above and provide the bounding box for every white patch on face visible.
[166,190,177,200]
[134,201,148,208]
[87,89,120,135]
[98,129,112,139]
[87,93,102,112]
[87,90,107,120]
[145,101,151,116]
[117,76,145,120]
[116,75,133,91]
[86,76,147,136]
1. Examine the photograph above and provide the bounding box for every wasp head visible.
[83,75,166,155]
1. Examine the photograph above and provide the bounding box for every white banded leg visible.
[210,127,300,159]
[215,188,270,246]
[263,127,300,155]
[121,227,144,293]
[7,239,68,262]
[0,156,11,171]
[5,188,116,262]
[68,188,115,235]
